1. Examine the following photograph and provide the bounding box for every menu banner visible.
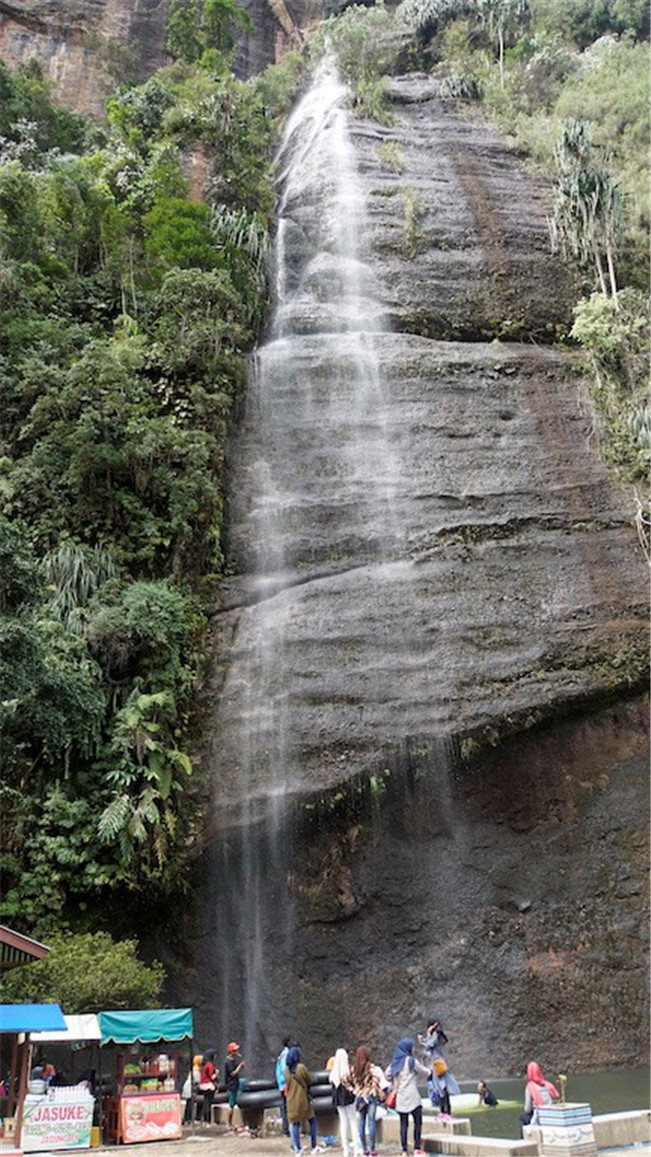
[22,1097,94,1151]
[120,1093,182,1143]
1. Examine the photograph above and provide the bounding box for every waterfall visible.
[204,58,408,1067]
[183,54,649,1080]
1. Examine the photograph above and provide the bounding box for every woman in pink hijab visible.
[520,1062,559,1133]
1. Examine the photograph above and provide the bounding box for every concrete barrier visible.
[421,1136,538,1157]
[593,1110,651,1150]
[379,1115,472,1144]
[522,1108,651,1155]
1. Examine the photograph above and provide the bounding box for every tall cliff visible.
[0,0,172,114]
[0,0,315,114]
[172,74,649,1075]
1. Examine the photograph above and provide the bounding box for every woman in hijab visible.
[520,1062,559,1133]
[329,1048,360,1157]
[348,1046,388,1157]
[284,1045,323,1156]
[419,1019,460,1119]
[387,1038,431,1157]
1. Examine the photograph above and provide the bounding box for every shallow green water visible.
[446,1069,650,1139]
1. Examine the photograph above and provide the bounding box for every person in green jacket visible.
[284,1046,323,1156]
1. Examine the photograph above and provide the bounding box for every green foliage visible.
[549,120,622,299]
[0,932,164,1011]
[167,0,254,66]
[531,0,649,48]
[0,60,88,157]
[310,3,405,115]
[0,53,283,934]
[0,521,106,786]
[396,0,475,41]
[552,37,649,248]
[570,288,650,481]
[378,140,406,172]
[144,197,219,275]
[417,4,648,290]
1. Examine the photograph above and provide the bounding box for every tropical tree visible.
[167,0,253,65]
[476,0,530,89]
[549,119,622,303]
[0,932,164,1011]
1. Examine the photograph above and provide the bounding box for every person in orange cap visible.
[224,1042,246,1131]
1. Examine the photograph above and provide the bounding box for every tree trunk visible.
[592,244,608,298]
[605,239,619,308]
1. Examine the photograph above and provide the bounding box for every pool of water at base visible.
[434,1069,650,1139]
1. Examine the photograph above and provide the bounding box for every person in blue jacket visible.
[419,1019,460,1120]
[275,1036,292,1136]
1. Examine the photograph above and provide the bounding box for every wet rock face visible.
[180,700,649,1074]
[172,76,651,1073]
[210,88,647,821]
[360,76,577,340]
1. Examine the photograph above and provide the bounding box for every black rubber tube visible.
[237,1090,283,1109]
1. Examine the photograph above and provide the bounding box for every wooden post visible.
[13,1034,30,1149]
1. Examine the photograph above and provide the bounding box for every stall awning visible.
[30,1012,102,1043]
[99,1008,193,1044]
[0,926,49,971]
[0,1004,67,1034]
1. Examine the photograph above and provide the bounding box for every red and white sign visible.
[120,1093,181,1144]
[22,1096,94,1151]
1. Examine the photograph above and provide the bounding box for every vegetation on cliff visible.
[313,0,649,492]
[0,48,302,940]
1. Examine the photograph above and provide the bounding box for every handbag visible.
[385,1061,403,1110]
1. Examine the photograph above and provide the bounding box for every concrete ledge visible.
[422,1135,539,1157]
[379,1117,471,1143]
[593,1110,651,1150]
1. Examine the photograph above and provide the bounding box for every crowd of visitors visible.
[186,1021,557,1157]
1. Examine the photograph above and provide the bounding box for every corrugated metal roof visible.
[0,926,49,971]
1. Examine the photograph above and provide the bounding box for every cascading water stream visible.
[207,58,409,1064]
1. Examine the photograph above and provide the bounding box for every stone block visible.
[536,1102,597,1157]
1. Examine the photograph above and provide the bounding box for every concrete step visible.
[379,1115,472,1143]
[422,1134,539,1157]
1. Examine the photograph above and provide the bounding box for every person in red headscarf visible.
[520,1062,560,1133]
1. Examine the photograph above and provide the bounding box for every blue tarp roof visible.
[99,1008,193,1044]
[0,1004,67,1034]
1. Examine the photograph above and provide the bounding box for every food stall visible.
[24,1014,102,1153]
[98,1010,193,1145]
[0,1003,67,1155]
